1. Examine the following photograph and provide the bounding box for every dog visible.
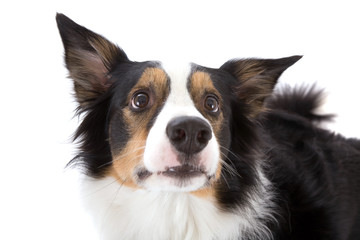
[56,13,360,240]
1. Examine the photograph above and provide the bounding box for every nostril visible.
[174,128,186,142]
[166,123,187,143]
[197,129,212,144]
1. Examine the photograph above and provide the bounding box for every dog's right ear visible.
[221,56,302,117]
[56,13,129,107]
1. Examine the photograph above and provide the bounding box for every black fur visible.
[262,87,360,239]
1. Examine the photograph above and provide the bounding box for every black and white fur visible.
[57,13,360,240]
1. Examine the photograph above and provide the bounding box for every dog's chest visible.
[81,177,242,240]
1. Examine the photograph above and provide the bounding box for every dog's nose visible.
[166,116,212,155]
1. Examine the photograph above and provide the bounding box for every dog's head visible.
[57,14,300,194]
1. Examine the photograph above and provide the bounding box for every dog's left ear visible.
[221,55,302,117]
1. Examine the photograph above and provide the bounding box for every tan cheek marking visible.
[215,162,222,180]
[107,68,169,188]
[191,187,216,198]
[110,129,147,188]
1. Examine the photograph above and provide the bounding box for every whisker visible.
[84,176,125,197]
[219,146,239,165]
[114,146,146,159]
[221,172,231,189]
[218,146,243,180]
[219,159,242,179]
[219,146,242,169]
[220,158,241,178]
[98,152,145,169]
[220,145,241,159]
[97,146,146,169]
[105,138,147,144]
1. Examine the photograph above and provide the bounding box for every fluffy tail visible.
[266,84,334,122]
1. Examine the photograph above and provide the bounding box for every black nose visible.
[166,116,212,155]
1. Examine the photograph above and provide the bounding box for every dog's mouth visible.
[136,164,207,181]
[162,165,206,178]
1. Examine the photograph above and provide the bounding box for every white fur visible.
[143,62,220,191]
[80,174,275,240]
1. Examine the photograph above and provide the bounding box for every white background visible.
[1,1,359,239]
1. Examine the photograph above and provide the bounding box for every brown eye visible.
[204,95,219,113]
[131,92,149,109]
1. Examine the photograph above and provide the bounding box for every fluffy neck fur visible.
[79,170,275,240]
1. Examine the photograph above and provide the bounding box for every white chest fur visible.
[80,176,274,240]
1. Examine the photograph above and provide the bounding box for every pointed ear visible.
[221,55,302,117]
[56,13,129,106]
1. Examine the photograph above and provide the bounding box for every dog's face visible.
[57,14,300,194]
[116,64,224,192]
